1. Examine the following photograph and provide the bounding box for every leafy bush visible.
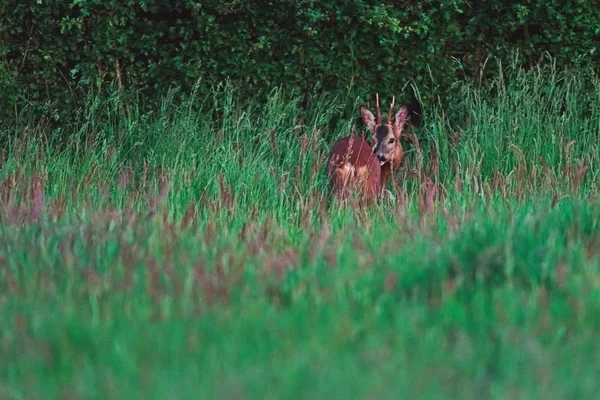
[2,0,599,123]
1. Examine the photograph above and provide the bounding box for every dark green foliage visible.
[2,1,600,123]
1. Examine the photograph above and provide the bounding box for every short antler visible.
[387,96,395,124]
[375,93,382,125]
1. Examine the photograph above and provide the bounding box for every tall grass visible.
[0,65,599,399]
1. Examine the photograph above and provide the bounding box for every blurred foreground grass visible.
[0,65,599,399]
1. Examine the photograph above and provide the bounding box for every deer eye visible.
[388,138,395,144]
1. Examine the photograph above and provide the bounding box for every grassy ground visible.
[0,65,599,399]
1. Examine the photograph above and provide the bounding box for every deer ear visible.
[360,106,376,131]
[394,106,408,128]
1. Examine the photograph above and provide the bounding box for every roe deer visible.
[326,95,409,204]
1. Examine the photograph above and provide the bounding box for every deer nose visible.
[377,153,386,162]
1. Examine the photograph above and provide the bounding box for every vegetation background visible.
[2,0,600,121]
[1,1,600,399]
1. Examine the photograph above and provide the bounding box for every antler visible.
[387,96,395,124]
[375,93,382,125]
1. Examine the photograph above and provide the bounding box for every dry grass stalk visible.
[148,173,170,215]
[28,176,45,222]
[264,248,299,279]
[269,129,278,156]
[538,157,556,191]
[218,174,237,212]
[50,197,65,220]
[118,168,134,190]
[308,221,330,261]
[419,178,437,217]
[571,162,588,192]
[562,139,576,179]
[454,166,463,193]
[428,141,439,181]
[181,202,197,228]
[395,188,407,218]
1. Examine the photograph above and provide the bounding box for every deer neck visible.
[380,146,404,188]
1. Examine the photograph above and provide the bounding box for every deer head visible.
[360,94,409,167]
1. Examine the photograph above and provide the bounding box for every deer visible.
[326,132,381,205]
[326,94,410,205]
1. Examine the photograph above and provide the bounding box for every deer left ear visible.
[394,106,408,129]
[360,106,376,131]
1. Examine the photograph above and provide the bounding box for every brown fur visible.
[327,134,381,204]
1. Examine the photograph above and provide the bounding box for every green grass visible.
[0,65,599,399]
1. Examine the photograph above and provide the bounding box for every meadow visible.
[0,65,599,399]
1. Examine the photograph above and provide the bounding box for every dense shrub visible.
[1,0,599,122]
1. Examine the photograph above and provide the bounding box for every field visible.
[1,66,599,399]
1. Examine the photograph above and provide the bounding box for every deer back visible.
[326,134,381,202]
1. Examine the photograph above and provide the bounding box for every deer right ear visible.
[394,106,409,129]
[360,106,376,131]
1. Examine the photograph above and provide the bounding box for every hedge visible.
[1,0,599,121]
